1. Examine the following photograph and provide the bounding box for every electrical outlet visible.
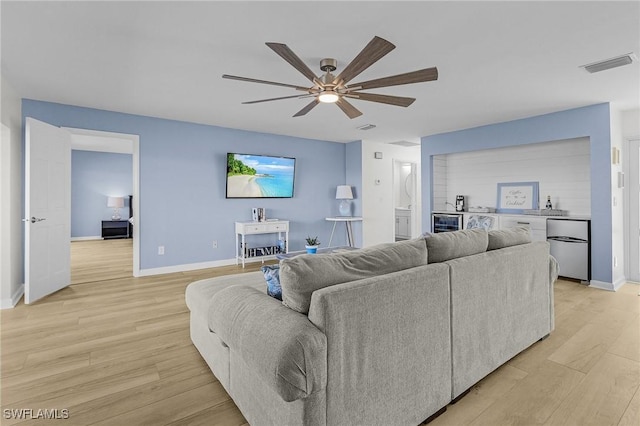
[613,256,618,268]
[158,245,165,255]
[212,240,218,249]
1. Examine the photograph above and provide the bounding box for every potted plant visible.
[305,236,320,254]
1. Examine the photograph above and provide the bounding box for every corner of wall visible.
[345,141,363,247]
[0,283,24,309]
[1,74,25,304]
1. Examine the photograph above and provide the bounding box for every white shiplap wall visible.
[432,156,448,210]
[433,137,591,216]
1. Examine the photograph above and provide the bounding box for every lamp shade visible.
[107,196,124,208]
[336,185,353,200]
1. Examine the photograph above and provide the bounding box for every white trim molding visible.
[137,256,273,277]
[71,236,102,241]
[1,283,24,309]
[588,279,627,292]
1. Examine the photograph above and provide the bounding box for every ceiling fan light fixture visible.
[318,90,339,103]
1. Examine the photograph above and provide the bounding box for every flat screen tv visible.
[226,153,296,198]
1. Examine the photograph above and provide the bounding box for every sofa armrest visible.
[208,285,327,402]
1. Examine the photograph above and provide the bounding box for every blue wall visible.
[71,150,133,238]
[24,99,348,271]
[421,103,613,283]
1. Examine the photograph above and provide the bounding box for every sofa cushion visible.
[487,226,531,250]
[279,238,428,314]
[261,264,282,300]
[425,229,488,263]
[185,271,266,318]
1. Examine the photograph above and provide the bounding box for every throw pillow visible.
[261,264,282,300]
[487,227,531,250]
[466,215,494,230]
[424,228,488,263]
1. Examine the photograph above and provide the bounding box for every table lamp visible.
[107,196,124,220]
[336,185,353,216]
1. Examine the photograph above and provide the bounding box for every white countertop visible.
[432,210,590,220]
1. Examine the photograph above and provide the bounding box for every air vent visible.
[357,124,376,131]
[388,140,419,147]
[581,53,636,73]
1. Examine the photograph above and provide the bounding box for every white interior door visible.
[25,117,71,304]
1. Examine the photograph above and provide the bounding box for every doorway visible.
[65,128,140,281]
[392,160,420,242]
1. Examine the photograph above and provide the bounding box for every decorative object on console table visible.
[107,196,124,220]
[496,181,539,214]
[305,236,320,254]
[252,207,266,222]
[336,185,354,216]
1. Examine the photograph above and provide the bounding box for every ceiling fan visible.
[222,36,438,119]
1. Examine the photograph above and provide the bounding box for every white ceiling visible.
[2,1,639,144]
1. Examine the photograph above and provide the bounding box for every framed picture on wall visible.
[496,181,539,213]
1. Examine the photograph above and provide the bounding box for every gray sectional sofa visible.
[186,228,558,426]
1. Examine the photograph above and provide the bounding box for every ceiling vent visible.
[580,53,636,73]
[388,140,420,147]
[357,124,377,131]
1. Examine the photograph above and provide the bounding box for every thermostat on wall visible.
[374,152,383,159]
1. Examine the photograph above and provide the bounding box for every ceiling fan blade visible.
[293,99,320,117]
[242,94,315,105]
[344,92,415,107]
[332,36,395,86]
[266,42,318,83]
[335,98,363,119]
[348,67,438,91]
[223,74,309,91]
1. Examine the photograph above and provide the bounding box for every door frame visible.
[624,138,639,283]
[64,127,140,277]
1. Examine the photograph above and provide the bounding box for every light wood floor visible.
[71,239,133,285]
[1,242,639,425]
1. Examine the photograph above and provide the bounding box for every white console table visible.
[326,217,362,247]
[235,220,289,268]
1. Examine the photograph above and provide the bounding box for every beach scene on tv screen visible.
[227,153,295,198]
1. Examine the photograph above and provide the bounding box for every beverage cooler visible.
[431,213,463,233]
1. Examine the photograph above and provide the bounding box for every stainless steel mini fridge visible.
[547,219,591,282]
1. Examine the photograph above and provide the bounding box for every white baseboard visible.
[612,276,628,291]
[71,236,102,241]
[588,280,615,291]
[589,277,627,292]
[137,256,275,277]
[0,283,24,309]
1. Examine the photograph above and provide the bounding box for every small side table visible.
[326,217,363,247]
[101,220,129,239]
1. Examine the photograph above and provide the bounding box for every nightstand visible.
[101,220,129,239]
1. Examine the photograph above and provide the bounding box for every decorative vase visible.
[305,245,319,254]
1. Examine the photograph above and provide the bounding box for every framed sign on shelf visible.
[496,181,539,213]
